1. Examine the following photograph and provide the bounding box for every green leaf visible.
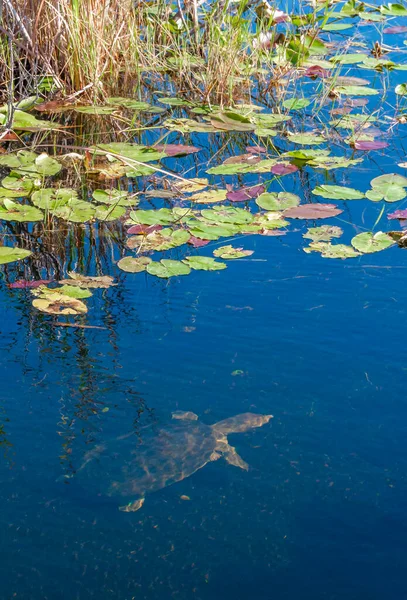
[50,199,95,223]
[146,259,191,278]
[371,173,407,188]
[90,142,167,163]
[182,256,227,271]
[334,85,379,96]
[0,245,32,264]
[380,3,407,15]
[213,245,254,259]
[117,256,152,273]
[256,192,300,210]
[210,111,255,132]
[106,98,151,110]
[190,189,228,203]
[330,53,368,64]
[129,208,174,226]
[304,241,361,259]
[95,205,126,221]
[395,83,407,95]
[35,153,62,176]
[200,207,253,225]
[351,231,394,253]
[32,188,78,209]
[56,285,92,299]
[92,189,136,207]
[287,133,326,145]
[303,225,343,242]
[283,98,310,110]
[0,199,44,222]
[312,185,365,200]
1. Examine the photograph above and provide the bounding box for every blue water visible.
[2,10,407,600]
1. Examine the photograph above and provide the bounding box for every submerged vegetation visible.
[1,0,407,320]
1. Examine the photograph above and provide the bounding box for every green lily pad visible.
[351,231,394,253]
[365,186,406,202]
[0,199,44,222]
[32,188,78,209]
[287,133,326,145]
[371,174,407,188]
[106,98,151,110]
[312,185,365,200]
[210,111,255,132]
[56,285,92,299]
[303,225,343,242]
[146,259,191,278]
[95,205,126,221]
[183,256,227,271]
[213,245,254,259]
[189,223,241,240]
[283,98,310,110]
[50,199,95,223]
[117,256,152,273]
[380,3,407,15]
[200,207,253,225]
[190,189,228,203]
[256,192,300,211]
[334,86,379,96]
[92,189,137,207]
[0,245,32,264]
[90,142,167,163]
[304,242,361,259]
[129,208,174,226]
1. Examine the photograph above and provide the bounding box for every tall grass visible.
[0,0,287,105]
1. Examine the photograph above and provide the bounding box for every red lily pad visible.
[8,279,52,289]
[271,163,299,176]
[246,146,266,155]
[187,236,210,248]
[154,144,200,156]
[127,224,163,235]
[353,140,389,150]
[226,185,265,202]
[304,66,329,79]
[384,26,407,34]
[388,209,407,220]
[284,203,343,219]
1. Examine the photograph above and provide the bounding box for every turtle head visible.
[213,413,273,434]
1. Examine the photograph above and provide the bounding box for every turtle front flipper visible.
[222,443,249,471]
[119,497,145,512]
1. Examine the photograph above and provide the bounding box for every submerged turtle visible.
[75,411,273,512]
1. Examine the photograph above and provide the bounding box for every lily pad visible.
[92,189,137,207]
[129,208,174,226]
[200,207,253,225]
[182,256,227,271]
[312,185,365,200]
[284,204,343,219]
[213,245,254,259]
[303,225,343,241]
[256,192,300,211]
[117,256,152,273]
[351,231,394,253]
[146,259,191,278]
[95,205,126,221]
[32,188,78,209]
[190,189,228,204]
[32,293,88,315]
[304,242,361,259]
[0,199,44,222]
[59,272,116,288]
[0,246,32,264]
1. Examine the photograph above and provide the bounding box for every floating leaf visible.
[56,285,92,299]
[172,178,208,193]
[283,98,310,110]
[8,278,52,289]
[371,173,407,188]
[117,256,152,273]
[312,185,365,200]
[0,245,32,264]
[380,3,407,15]
[200,206,253,225]
[210,111,255,132]
[106,98,151,110]
[395,83,407,96]
[388,209,407,219]
[0,199,44,222]
[183,256,227,271]
[190,189,228,204]
[95,205,126,221]
[154,144,200,156]
[284,203,343,219]
[129,208,174,226]
[127,224,163,235]
[35,153,62,176]
[92,189,137,207]
[287,133,326,145]
[226,185,265,202]
[303,225,343,241]
[32,188,78,209]
[353,140,389,150]
[59,272,116,288]
[304,242,361,259]
[213,245,254,259]
[146,259,191,278]
[32,293,87,315]
[351,231,394,253]
[334,86,379,96]
[188,236,210,247]
[256,192,300,210]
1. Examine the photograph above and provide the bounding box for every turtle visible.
[74,411,273,512]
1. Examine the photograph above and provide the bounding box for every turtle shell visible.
[75,420,218,500]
